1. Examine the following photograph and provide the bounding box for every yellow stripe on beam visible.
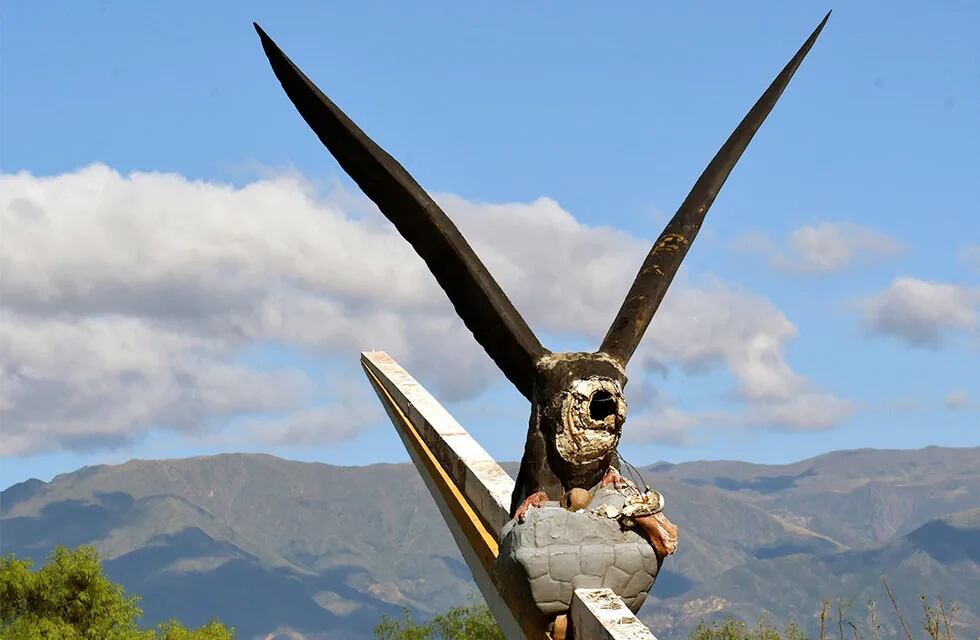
[363,361,499,563]
[362,360,550,639]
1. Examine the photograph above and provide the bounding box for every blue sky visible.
[2,1,977,488]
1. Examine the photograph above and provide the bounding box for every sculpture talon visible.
[515,490,549,523]
[601,467,628,489]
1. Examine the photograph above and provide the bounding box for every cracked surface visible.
[495,504,659,616]
[555,377,626,465]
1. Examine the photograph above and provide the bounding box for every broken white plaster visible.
[571,589,658,640]
[556,377,626,464]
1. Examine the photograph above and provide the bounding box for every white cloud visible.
[730,231,774,255]
[737,222,902,274]
[0,314,312,455]
[625,406,705,446]
[860,277,980,347]
[944,390,972,411]
[745,393,855,432]
[625,391,855,444]
[1,165,849,455]
[960,244,980,272]
[237,403,378,446]
[638,283,805,400]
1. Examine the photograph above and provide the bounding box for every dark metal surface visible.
[255,13,830,516]
[512,353,627,516]
[254,24,548,401]
[599,12,830,366]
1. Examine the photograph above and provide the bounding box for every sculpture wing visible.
[599,12,831,365]
[255,24,547,400]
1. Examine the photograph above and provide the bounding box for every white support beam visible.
[571,590,657,640]
[362,351,514,536]
[361,351,526,639]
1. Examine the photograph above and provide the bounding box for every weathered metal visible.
[598,12,831,365]
[255,14,830,522]
[255,24,545,402]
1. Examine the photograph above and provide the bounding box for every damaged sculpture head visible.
[255,12,828,630]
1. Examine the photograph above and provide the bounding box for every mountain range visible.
[2,447,978,639]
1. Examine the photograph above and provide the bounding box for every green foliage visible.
[373,603,503,640]
[155,620,234,640]
[691,616,806,640]
[428,604,504,640]
[374,610,432,640]
[373,586,966,640]
[0,546,233,640]
[0,546,144,640]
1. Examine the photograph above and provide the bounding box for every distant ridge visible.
[3,447,978,639]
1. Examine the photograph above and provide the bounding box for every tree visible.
[0,546,233,639]
[374,603,503,640]
[689,617,806,640]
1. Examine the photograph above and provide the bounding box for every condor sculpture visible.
[254,12,829,522]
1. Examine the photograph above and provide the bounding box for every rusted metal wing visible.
[256,24,547,401]
[599,12,830,365]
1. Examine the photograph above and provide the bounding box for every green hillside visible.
[2,447,977,639]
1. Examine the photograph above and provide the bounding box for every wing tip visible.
[811,10,832,43]
[253,22,279,60]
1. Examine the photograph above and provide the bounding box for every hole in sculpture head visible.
[589,390,617,421]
